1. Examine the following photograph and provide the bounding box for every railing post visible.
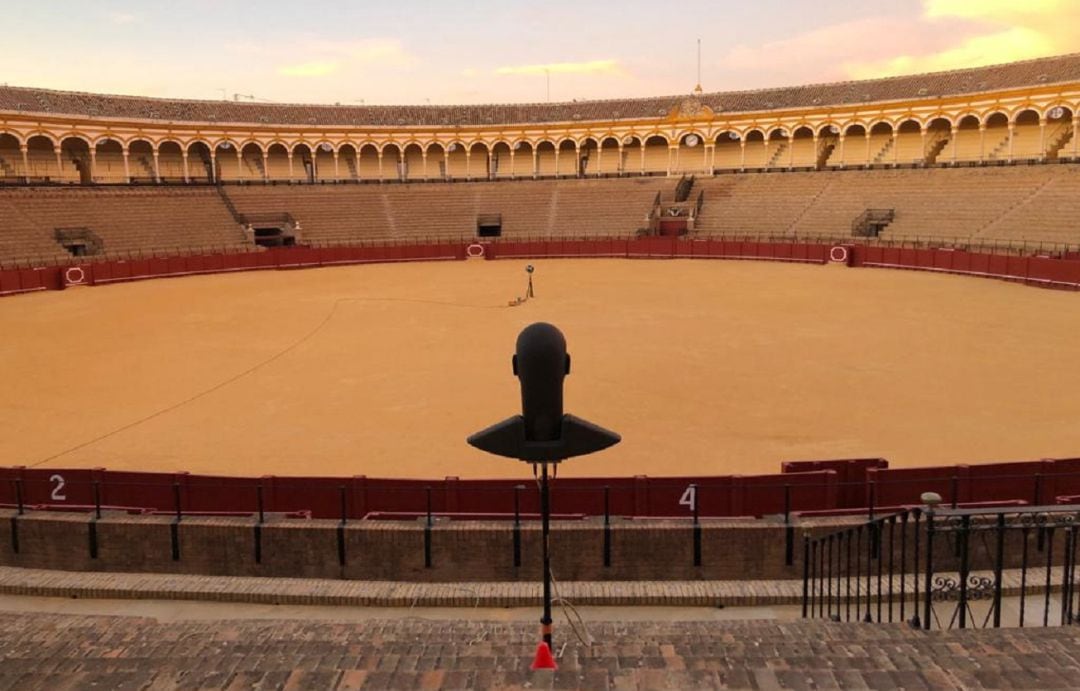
[14,478,23,516]
[93,480,101,520]
[958,515,971,629]
[424,486,433,569]
[170,482,181,561]
[1044,525,1056,627]
[254,483,264,564]
[692,484,701,567]
[1020,525,1030,627]
[899,512,908,623]
[923,509,935,630]
[801,535,810,618]
[603,485,611,568]
[784,483,793,566]
[911,509,922,628]
[513,484,523,568]
[992,513,1005,628]
[887,516,895,623]
[826,534,834,620]
[845,529,852,622]
[337,485,347,568]
[1062,527,1074,626]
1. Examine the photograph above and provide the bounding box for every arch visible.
[1014,108,1040,125]
[467,141,491,179]
[355,143,380,181]
[534,140,557,176]
[1011,109,1043,160]
[155,140,184,183]
[594,137,621,175]
[127,140,155,182]
[893,119,923,165]
[673,131,707,175]
[290,143,314,182]
[94,137,127,183]
[924,113,955,129]
[422,142,446,180]
[58,136,92,184]
[1044,103,1074,121]
[213,141,240,182]
[789,126,816,168]
[21,134,56,181]
[186,141,213,183]
[816,123,842,138]
[640,135,669,175]
[313,141,337,181]
[948,113,985,163]
[843,124,867,137]
[743,128,765,142]
[506,140,532,177]
[237,142,265,181]
[490,140,513,179]
[335,143,358,181]
[402,142,425,181]
[24,130,58,147]
[211,137,241,152]
[711,130,742,170]
[381,143,403,181]
[926,117,951,132]
[0,133,24,180]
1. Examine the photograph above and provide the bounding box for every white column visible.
[595,145,602,176]
[236,150,243,179]
[837,135,846,168]
[704,144,714,174]
[56,148,65,181]
[1073,117,1079,158]
[182,151,189,183]
[575,144,582,177]
[919,127,927,165]
[152,149,161,183]
[488,150,494,180]
[465,151,472,180]
[667,145,677,176]
[865,132,872,166]
[399,152,405,181]
[951,126,959,164]
[979,125,987,161]
[422,151,429,180]
[1039,117,1047,159]
[892,131,899,165]
[288,152,295,180]
[739,140,746,169]
[20,145,29,183]
[508,149,515,179]
[532,148,538,179]
[762,137,769,171]
[262,152,270,181]
[810,134,818,169]
[333,152,340,181]
[89,149,97,183]
[617,144,624,175]
[552,149,559,178]
[1008,123,1015,161]
[355,150,362,181]
[639,144,645,175]
[377,152,383,180]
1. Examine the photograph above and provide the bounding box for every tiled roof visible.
[1,54,1078,127]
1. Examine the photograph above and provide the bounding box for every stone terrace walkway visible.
[0,565,1067,609]
[1,612,1080,690]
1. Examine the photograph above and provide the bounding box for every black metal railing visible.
[804,503,1080,630]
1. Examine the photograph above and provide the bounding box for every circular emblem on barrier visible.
[829,246,849,263]
[65,266,86,285]
[466,243,485,258]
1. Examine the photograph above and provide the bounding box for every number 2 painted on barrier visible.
[679,485,696,513]
[49,474,66,502]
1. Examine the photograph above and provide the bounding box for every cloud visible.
[229,37,418,79]
[716,0,1080,89]
[847,0,1080,78]
[278,61,339,78]
[109,12,137,25]
[495,59,626,76]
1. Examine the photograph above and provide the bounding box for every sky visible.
[1,0,1078,105]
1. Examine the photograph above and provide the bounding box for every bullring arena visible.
[2,52,1080,689]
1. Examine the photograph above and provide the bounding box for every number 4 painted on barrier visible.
[50,474,66,502]
[679,484,696,513]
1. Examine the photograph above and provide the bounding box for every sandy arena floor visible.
[2,259,1080,479]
